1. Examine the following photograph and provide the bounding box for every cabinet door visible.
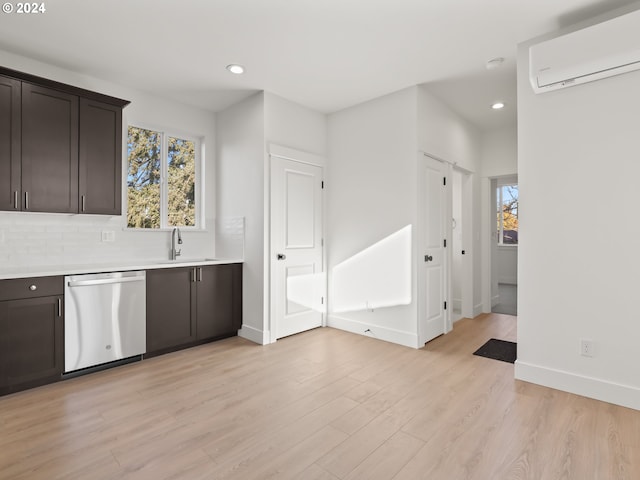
[146,267,197,353]
[0,295,63,394]
[22,83,78,213]
[0,75,21,211]
[196,264,241,340]
[79,98,122,215]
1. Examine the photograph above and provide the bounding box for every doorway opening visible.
[491,176,518,316]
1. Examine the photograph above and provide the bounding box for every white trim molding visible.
[268,143,326,167]
[515,360,640,411]
[238,325,269,345]
[328,315,420,349]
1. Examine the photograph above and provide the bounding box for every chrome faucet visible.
[170,227,183,260]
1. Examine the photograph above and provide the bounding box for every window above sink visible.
[126,125,203,230]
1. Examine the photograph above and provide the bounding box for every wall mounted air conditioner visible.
[530,8,640,94]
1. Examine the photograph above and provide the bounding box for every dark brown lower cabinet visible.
[196,264,243,340]
[0,295,64,395]
[146,267,197,354]
[146,263,242,356]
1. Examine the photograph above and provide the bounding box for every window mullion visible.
[160,132,168,229]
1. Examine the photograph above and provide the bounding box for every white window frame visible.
[126,124,204,230]
[497,177,518,246]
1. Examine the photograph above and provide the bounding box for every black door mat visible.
[473,338,517,364]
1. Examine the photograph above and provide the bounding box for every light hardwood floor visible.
[1,313,638,480]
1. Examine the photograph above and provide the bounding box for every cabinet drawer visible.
[0,276,64,301]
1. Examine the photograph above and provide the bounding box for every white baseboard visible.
[238,325,268,345]
[328,315,419,349]
[498,277,517,285]
[515,360,640,411]
[491,294,499,307]
[473,303,484,317]
[452,298,462,311]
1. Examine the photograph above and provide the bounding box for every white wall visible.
[264,93,327,343]
[264,92,327,156]
[480,127,518,311]
[216,93,266,344]
[516,8,640,410]
[496,247,517,285]
[216,92,326,345]
[326,85,482,347]
[417,86,482,316]
[480,126,517,178]
[0,49,217,270]
[327,87,419,347]
[417,87,479,173]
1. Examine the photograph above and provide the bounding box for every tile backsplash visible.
[0,213,219,270]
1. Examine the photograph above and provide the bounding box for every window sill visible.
[124,227,209,233]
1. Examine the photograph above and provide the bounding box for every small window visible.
[497,184,518,245]
[127,126,200,229]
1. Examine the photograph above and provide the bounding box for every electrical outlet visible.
[101,230,115,242]
[580,339,594,357]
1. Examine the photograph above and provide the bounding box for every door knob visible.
[424,255,433,262]
[277,254,286,260]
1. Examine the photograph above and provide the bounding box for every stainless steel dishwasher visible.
[64,271,146,373]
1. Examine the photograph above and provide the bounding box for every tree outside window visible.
[497,184,518,245]
[127,126,199,229]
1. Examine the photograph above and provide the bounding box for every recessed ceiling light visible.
[226,64,245,75]
[491,102,505,110]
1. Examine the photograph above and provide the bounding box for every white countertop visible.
[0,258,244,280]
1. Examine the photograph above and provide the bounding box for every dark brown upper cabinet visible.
[0,74,21,211]
[79,99,122,215]
[0,66,129,215]
[22,83,79,213]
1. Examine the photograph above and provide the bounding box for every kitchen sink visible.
[154,258,219,264]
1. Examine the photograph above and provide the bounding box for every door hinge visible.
[321,181,324,189]
[443,177,446,186]
[321,238,324,247]
[444,301,447,310]
[321,297,324,305]
[443,239,447,248]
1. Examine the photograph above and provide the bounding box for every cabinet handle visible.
[81,195,86,212]
[29,284,37,291]
[14,191,18,209]
[57,298,62,317]
[192,268,196,283]
[198,267,203,282]
[24,191,29,210]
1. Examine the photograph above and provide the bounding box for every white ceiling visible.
[0,0,637,131]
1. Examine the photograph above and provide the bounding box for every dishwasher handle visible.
[67,276,145,288]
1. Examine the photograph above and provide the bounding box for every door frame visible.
[418,152,474,345]
[451,165,474,321]
[267,144,326,344]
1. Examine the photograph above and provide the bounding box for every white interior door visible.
[271,155,324,340]
[420,155,448,344]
